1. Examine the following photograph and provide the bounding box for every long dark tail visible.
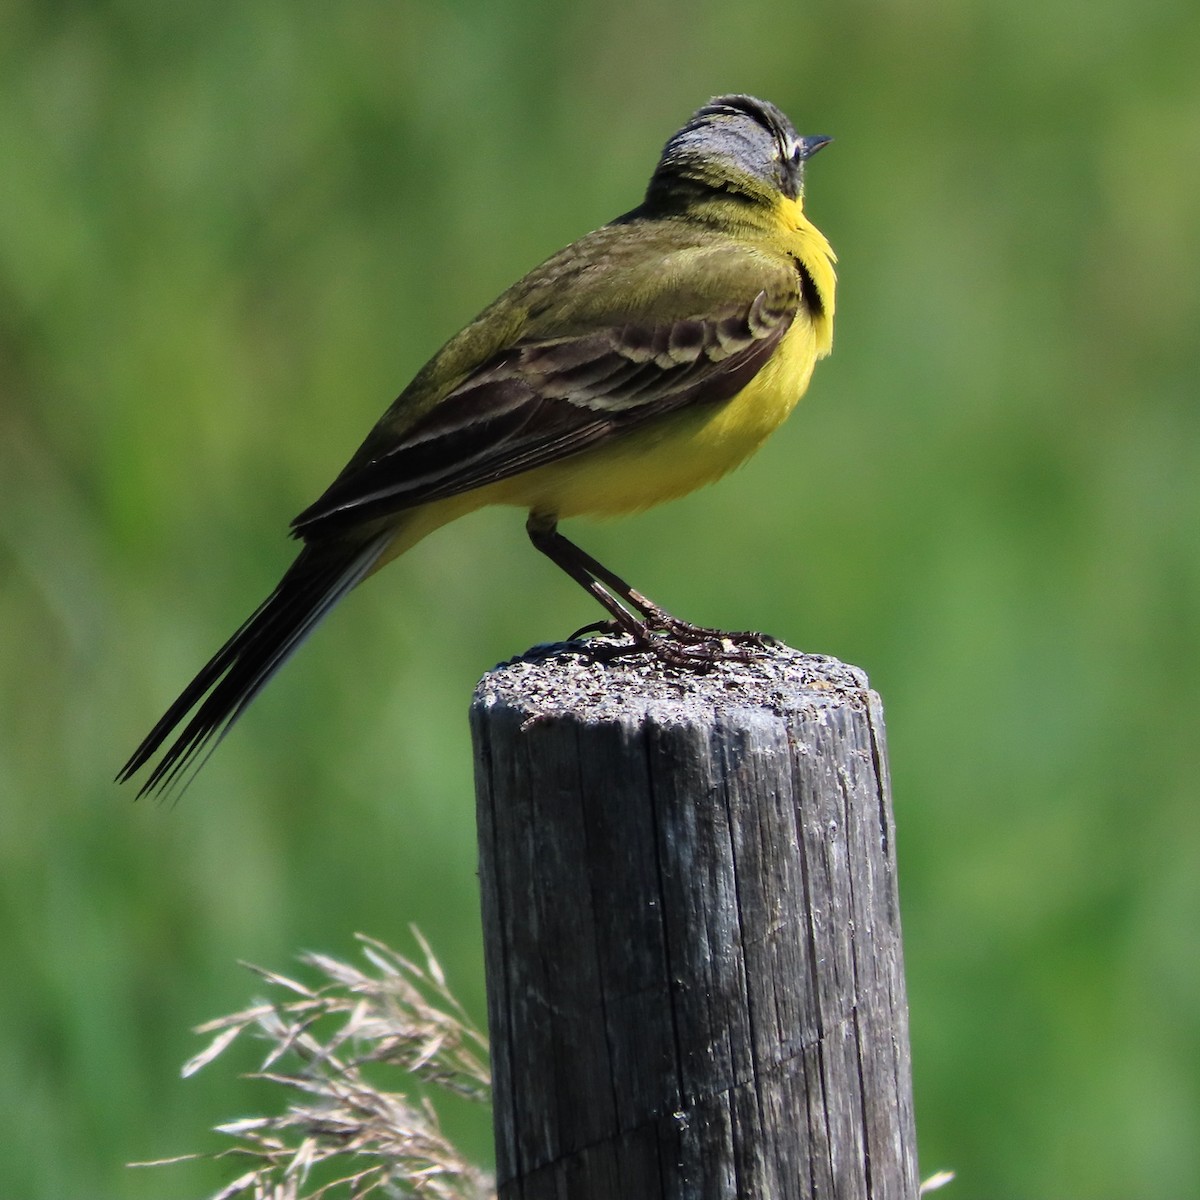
[118,532,391,799]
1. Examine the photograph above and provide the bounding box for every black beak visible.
[797,135,833,161]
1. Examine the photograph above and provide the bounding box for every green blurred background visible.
[2,0,1198,1195]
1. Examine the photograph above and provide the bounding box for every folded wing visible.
[292,284,798,538]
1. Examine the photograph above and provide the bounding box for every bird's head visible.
[645,94,831,214]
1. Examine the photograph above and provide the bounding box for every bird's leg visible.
[526,516,774,660]
[525,515,657,643]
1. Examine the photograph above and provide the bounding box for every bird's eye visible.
[789,141,802,165]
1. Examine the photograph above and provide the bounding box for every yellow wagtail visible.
[120,94,837,796]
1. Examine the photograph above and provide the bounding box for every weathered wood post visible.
[471,640,918,1200]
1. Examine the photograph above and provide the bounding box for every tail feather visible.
[118,533,391,799]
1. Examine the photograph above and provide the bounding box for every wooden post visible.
[470,640,918,1200]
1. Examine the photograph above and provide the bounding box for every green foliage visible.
[2,1,1198,1196]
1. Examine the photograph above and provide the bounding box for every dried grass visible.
[133,932,493,1200]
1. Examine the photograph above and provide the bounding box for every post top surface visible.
[473,637,873,726]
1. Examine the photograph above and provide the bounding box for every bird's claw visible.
[568,615,778,667]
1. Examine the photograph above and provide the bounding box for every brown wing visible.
[292,289,795,539]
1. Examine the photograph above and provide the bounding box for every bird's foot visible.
[651,615,780,650]
[568,616,779,666]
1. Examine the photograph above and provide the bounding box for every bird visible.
[119,93,837,797]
